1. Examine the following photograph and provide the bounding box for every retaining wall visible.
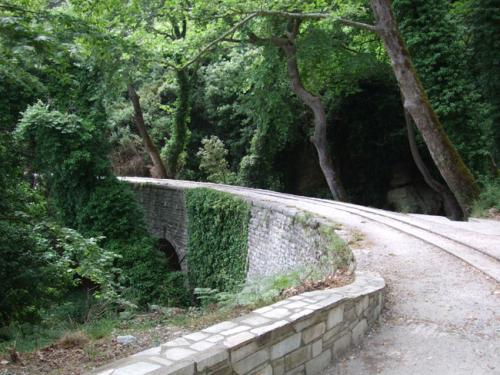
[92,272,384,375]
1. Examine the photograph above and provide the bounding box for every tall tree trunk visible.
[163,69,190,178]
[127,84,168,179]
[278,41,347,201]
[370,0,479,217]
[404,108,464,220]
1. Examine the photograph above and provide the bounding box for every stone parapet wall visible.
[131,183,189,270]
[127,179,351,279]
[246,204,338,280]
[91,272,385,375]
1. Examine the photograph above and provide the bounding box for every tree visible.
[369,0,479,216]
[128,84,168,178]
[393,0,490,174]
[247,20,347,200]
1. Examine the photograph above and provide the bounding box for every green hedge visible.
[186,188,250,292]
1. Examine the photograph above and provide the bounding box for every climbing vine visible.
[186,188,250,293]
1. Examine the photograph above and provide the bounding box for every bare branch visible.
[148,26,175,40]
[181,12,259,70]
[247,10,378,32]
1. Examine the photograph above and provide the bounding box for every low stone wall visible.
[91,272,384,375]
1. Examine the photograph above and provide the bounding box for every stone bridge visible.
[95,178,499,375]
[123,177,349,280]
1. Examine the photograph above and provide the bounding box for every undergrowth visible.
[472,178,500,217]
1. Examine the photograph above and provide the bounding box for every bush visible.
[76,179,148,241]
[197,136,236,184]
[15,103,184,308]
[472,178,500,216]
[186,188,250,293]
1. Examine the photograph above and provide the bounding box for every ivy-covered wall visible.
[126,179,355,291]
[186,188,250,292]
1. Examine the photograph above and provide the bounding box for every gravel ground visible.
[322,216,499,375]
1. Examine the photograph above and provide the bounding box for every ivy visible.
[186,188,250,293]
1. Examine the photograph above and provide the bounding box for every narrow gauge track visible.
[123,177,500,283]
[202,183,500,283]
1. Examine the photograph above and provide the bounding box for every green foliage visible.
[460,0,500,163]
[76,179,147,240]
[162,69,191,178]
[0,219,122,326]
[186,188,250,293]
[15,103,182,308]
[197,135,236,184]
[472,179,500,217]
[194,269,303,309]
[319,224,353,273]
[393,0,491,175]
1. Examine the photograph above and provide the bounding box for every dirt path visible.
[322,216,499,375]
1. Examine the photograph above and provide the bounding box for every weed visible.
[57,331,89,349]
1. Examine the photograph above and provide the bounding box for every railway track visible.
[124,177,500,283]
[203,183,500,283]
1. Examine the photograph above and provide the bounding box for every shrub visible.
[472,178,500,216]
[57,331,89,349]
[15,103,183,308]
[197,136,236,184]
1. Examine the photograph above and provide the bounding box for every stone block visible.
[285,345,311,370]
[293,316,316,333]
[327,306,344,329]
[271,333,302,360]
[163,347,196,361]
[241,315,271,327]
[224,331,256,348]
[333,333,352,357]
[195,348,229,372]
[312,340,322,358]
[251,320,289,336]
[355,296,369,317]
[149,357,172,366]
[191,341,215,351]
[352,319,368,345]
[261,308,290,320]
[232,349,269,374]
[185,332,208,342]
[302,323,325,344]
[284,365,305,375]
[221,325,251,336]
[203,321,238,334]
[231,341,259,363]
[322,323,344,347]
[272,358,285,375]
[250,364,273,375]
[304,349,332,374]
[111,362,162,375]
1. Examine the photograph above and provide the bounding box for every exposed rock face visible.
[386,163,443,214]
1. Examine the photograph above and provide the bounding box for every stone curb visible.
[89,272,385,375]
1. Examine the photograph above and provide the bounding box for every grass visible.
[0,224,353,362]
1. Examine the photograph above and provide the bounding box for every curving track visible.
[124,178,500,374]
[127,178,499,282]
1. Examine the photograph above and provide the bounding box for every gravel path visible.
[123,178,500,374]
[321,214,500,375]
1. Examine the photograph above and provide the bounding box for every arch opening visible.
[157,238,182,271]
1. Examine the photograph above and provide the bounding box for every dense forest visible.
[0,0,499,370]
